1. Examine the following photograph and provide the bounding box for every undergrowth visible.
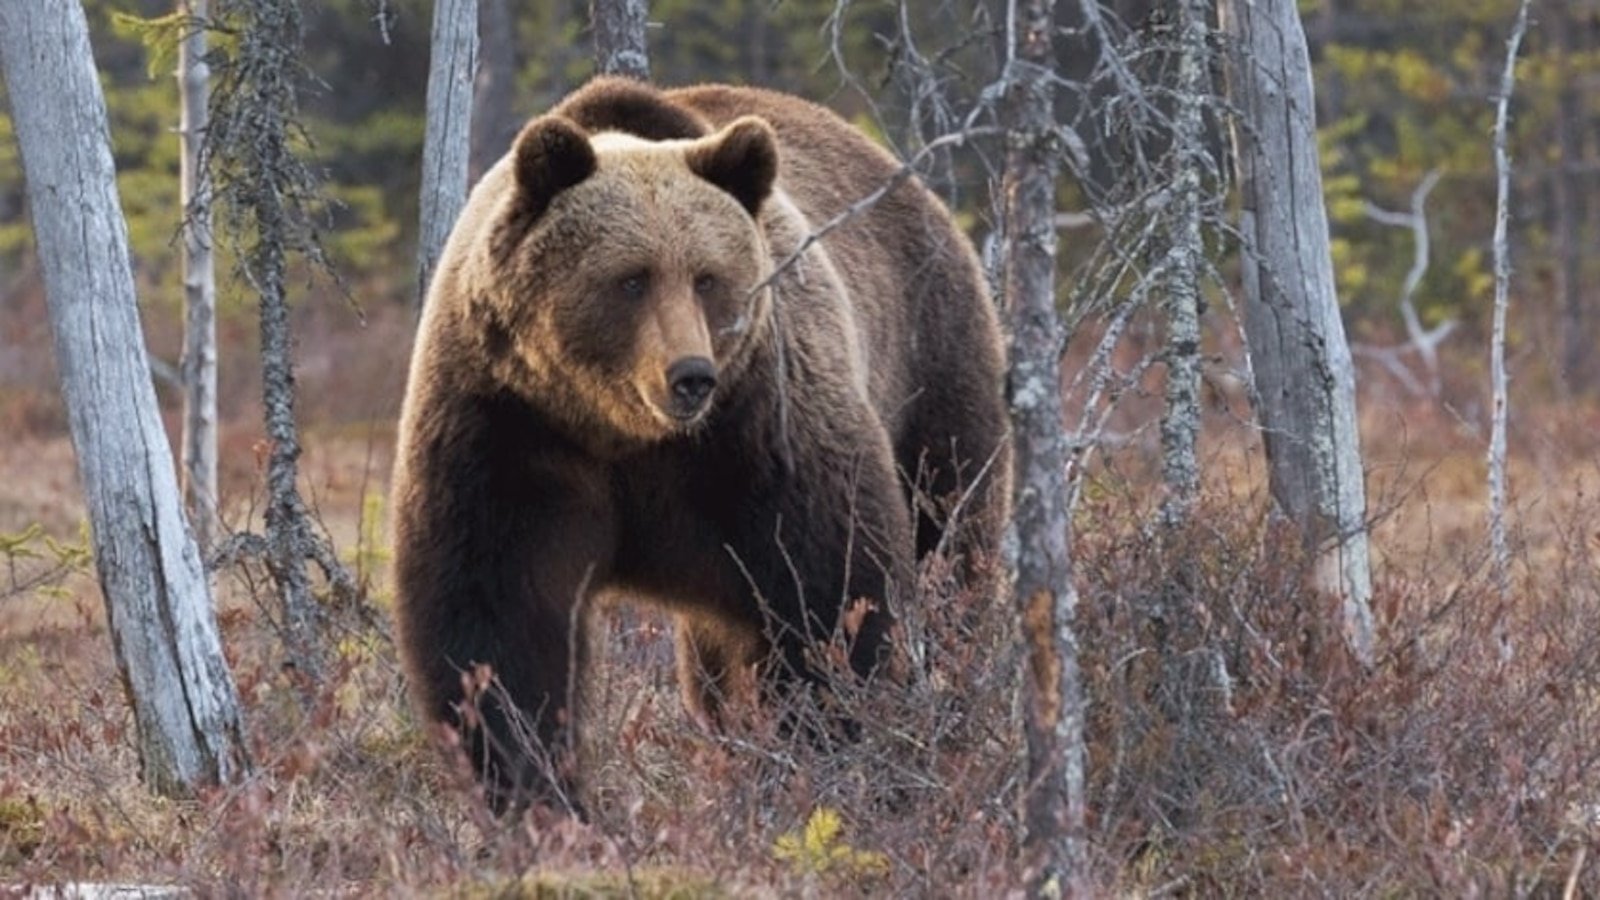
[2,456,1599,895]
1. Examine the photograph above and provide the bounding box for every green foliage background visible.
[0,0,1592,347]
[1310,0,1598,340]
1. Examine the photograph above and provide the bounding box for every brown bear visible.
[391,77,1009,814]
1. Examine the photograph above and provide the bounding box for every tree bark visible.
[1000,0,1088,891]
[469,0,515,183]
[207,0,358,681]
[258,208,325,679]
[1159,0,1209,525]
[1489,0,1532,604]
[0,0,248,796]
[178,0,220,552]
[417,0,478,307]
[591,0,649,80]
[1221,0,1376,668]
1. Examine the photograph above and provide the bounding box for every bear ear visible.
[511,115,597,221]
[685,116,778,216]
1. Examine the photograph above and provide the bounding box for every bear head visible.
[480,113,780,446]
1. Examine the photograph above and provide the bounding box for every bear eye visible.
[694,273,716,296]
[618,272,649,299]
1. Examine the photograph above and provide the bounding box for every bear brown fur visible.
[391,77,1009,813]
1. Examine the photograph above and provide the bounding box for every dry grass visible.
[0,447,1023,895]
[3,292,1600,894]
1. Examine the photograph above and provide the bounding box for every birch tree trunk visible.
[1221,0,1377,668]
[178,0,220,552]
[417,0,478,307]
[999,0,1087,890]
[1488,0,1531,604]
[1159,0,1209,526]
[591,0,649,80]
[0,0,248,796]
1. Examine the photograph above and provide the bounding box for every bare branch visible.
[745,125,1001,304]
[1362,168,1451,395]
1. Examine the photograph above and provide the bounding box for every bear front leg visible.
[737,421,914,698]
[392,400,614,816]
[675,614,763,731]
[446,564,598,817]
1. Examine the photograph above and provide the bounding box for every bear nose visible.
[666,356,718,415]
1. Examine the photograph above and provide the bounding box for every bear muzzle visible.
[665,356,718,420]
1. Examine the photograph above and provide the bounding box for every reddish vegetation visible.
[2,287,1600,893]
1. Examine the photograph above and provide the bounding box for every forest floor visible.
[3,298,1600,895]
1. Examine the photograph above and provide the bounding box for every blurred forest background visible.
[4,0,1600,895]
[4,0,1599,433]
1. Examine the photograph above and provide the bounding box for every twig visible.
[746,125,1000,300]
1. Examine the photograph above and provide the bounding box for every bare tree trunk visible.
[260,228,326,679]
[1159,0,1209,525]
[1489,0,1531,605]
[1221,0,1376,668]
[469,0,516,182]
[591,0,649,80]
[417,0,478,307]
[0,0,248,796]
[1000,0,1088,891]
[178,0,220,553]
[208,0,358,681]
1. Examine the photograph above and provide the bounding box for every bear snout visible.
[665,356,717,419]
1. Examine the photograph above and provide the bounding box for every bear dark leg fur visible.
[456,592,591,816]
[730,433,912,705]
[896,370,1012,577]
[393,391,614,815]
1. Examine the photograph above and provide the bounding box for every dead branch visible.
[1361,168,1452,396]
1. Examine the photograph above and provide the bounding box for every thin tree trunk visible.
[178,0,220,552]
[258,195,325,679]
[208,0,359,681]
[469,0,515,183]
[1221,0,1376,668]
[0,0,248,796]
[1159,0,1208,525]
[1000,0,1088,891]
[1489,0,1531,604]
[591,0,649,80]
[417,0,477,308]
